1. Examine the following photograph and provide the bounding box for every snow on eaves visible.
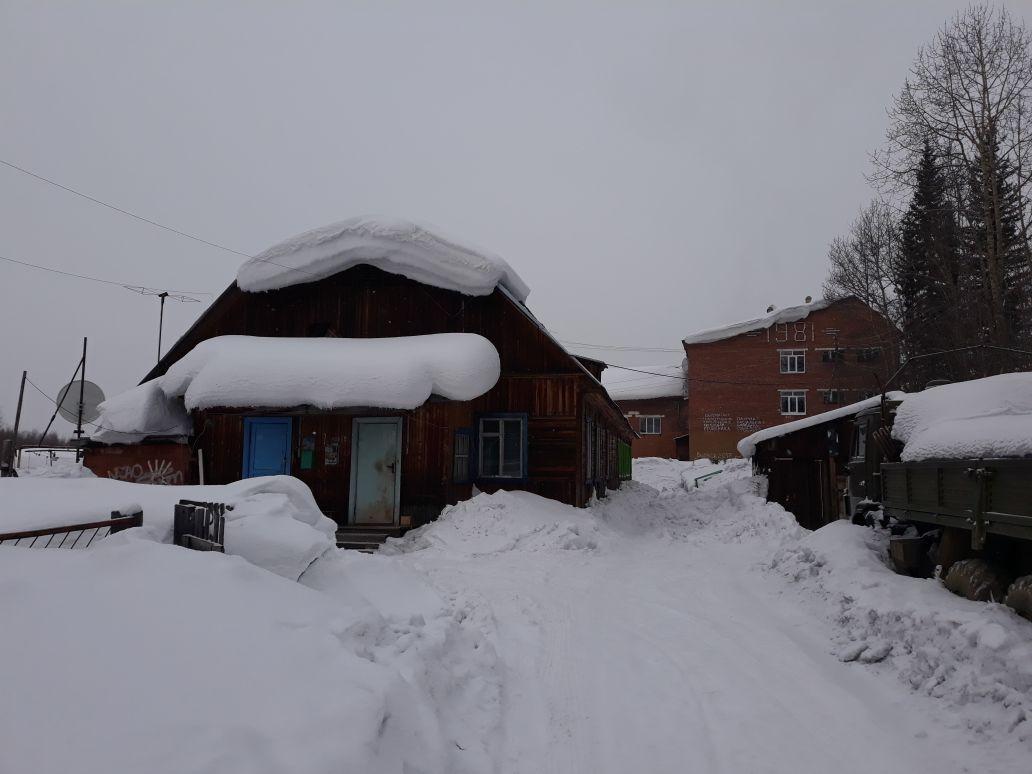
[683,299,832,345]
[92,379,192,445]
[237,216,531,302]
[737,392,906,458]
[160,334,501,412]
[892,373,1032,462]
[602,362,686,401]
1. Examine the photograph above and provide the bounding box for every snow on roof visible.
[602,362,686,401]
[93,379,192,444]
[683,299,833,345]
[236,216,531,302]
[737,392,906,458]
[159,334,501,412]
[892,373,1032,462]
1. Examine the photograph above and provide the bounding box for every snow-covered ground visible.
[3,458,1031,773]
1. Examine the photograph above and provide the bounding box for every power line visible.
[0,253,211,297]
[555,334,683,353]
[0,156,330,285]
[0,157,251,258]
[603,362,848,389]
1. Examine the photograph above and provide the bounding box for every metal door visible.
[242,417,292,478]
[348,418,402,525]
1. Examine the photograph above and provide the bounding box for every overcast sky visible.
[1,0,1014,432]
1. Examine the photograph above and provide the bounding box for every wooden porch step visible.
[335,526,404,552]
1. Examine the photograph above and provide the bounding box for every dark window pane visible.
[502,421,523,477]
[481,435,500,476]
[482,418,500,435]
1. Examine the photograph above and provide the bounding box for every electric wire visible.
[0,156,330,284]
[0,253,211,297]
[0,157,251,258]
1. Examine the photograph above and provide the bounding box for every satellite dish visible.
[55,380,105,424]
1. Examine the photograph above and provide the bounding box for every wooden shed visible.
[738,394,901,530]
[85,218,633,543]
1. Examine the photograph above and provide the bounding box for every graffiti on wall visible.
[702,413,733,433]
[735,417,763,433]
[107,459,186,485]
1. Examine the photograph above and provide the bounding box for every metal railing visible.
[0,509,143,549]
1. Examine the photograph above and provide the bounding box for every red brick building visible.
[681,297,897,460]
[603,363,689,459]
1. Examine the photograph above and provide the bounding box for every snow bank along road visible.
[3,459,1030,773]
[385,459,1032,774]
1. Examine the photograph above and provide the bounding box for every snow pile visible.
[892,373,1032,461]
[16,457,96,479]
[771,521,1032,746]
[683,298,832,345]
[93,379,192,444]
[237,215,531,302]
[737,392,906,458]
[382,489,606,557]
[601,361,686,401]
[159,333,501,412]
[0,539,466,774]
[1,476,336,580]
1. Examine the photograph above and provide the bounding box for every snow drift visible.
[2,475,336,580]
[236,215,531,302]
[892,372,1032,461]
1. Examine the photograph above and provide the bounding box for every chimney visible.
[766,305,775,313]
[804,295,812,304]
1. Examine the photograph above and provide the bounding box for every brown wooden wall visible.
[144,264,631,520]
[196,373,589,525]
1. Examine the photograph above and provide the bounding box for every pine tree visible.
[894,142,962,387]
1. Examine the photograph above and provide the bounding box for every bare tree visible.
[871,4,1032,345]
[822,199,901,331]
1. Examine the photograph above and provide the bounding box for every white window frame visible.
[779,390,807,416]
[478,415,526,479]
[779,349,806,374]
[639,415,662,435]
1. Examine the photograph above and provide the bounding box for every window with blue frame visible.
[478,414,527,479]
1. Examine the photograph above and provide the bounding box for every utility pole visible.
[75,337,87,462]
[1,371,26,476]
[157,291,169,363]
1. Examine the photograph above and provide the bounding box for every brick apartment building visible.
[681,296,897,460]
[602,363,689,459]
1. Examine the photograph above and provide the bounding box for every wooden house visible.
[85,218,633,542]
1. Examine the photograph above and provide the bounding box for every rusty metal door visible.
[348,417,402,525]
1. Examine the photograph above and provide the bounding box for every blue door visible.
[242,417,292,478]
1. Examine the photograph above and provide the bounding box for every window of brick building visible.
[779,349,806,374]
[639,416,662,435]
[779,390,807,415]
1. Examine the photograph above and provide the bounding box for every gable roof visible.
[237,216,531,302]
[682,298,842,346]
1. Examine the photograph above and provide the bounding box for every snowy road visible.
[391,461,1026,774]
